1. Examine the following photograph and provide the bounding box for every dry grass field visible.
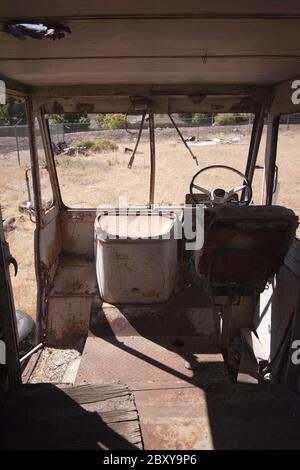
[0,124,299,320]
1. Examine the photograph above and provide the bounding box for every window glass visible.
[52,112,256,208]
[52,113,149,208]
[154,113,255,205]
[0,97,37,319]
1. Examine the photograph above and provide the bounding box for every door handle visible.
[8,255,18,276]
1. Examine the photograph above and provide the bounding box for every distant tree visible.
[95,114,126,129]
[178,113,193,124]
[178,113,213,125]
[214,113,249,125]
[48,113,90,129]
[191,113,213,124]
[0,97,26,125]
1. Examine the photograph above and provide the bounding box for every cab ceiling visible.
[1,1,300,88]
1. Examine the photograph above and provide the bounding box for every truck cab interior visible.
[1,1,300,450]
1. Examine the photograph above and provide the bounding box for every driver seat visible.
[194,204,298,374]
[195,204,298,296]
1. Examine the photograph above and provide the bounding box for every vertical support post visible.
[25,96,43,340]
[148,112,156,207]
[262,114,280,205]
[0,207,21,389]
[38,108,63,208]
[15,123,20,166]
[242,107,265,201]
[25,169,32,204]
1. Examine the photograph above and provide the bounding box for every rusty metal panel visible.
[76,336,300,449]
[47,296,93,347]
[34,94,266,114]
[133,383,300,449]
[90,305,215,338]
[76,336,228,386]
[46,253,98,346]
[50,254,98,297]
[60,210,96,256]
[40,205,62,267]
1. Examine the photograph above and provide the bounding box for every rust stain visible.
[141,419,211,450]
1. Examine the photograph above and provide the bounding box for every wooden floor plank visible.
[0,383,143,450]
[5,383,131,412]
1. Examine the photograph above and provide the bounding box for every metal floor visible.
[75,303,300,449]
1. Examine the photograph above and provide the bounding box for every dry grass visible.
[1,125,299,321]
[56,128,258,207]
[0,159,36,318]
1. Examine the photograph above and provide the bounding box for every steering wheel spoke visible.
[192,183,211,196]
[231,184,247,193]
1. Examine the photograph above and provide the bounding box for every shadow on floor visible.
[0,382,142,450]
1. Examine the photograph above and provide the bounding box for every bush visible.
[48,113,91,129]
[178,113,193,124]
[191,113,212,124]
[96,113,126,129]
[76,138,118,153]
[178,113,213,125]
[213,113,249,125]
[48,114,64,123]
[93,139,118,152]
[78,116,91,128]
[75,139,95,149]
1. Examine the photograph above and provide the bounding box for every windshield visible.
[49,112,256,208]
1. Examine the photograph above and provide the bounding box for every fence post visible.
[14,123,20,166]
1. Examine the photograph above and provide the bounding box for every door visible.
[0,206,21,391]
[256,75,300,387]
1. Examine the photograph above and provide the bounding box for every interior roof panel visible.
[2,57,300,87]
[1,19,300,59]
[0,2,300,88]
[1,0,300,17]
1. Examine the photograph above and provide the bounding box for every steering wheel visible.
[190,164,252,206]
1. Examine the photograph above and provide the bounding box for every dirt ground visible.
[0,124,299,321]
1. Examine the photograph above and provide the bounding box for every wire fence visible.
[0,122,64,166]
[4,113,300,167]
[2,112,300,160]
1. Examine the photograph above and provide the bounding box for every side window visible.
[0,97,37,320]
[35,121,54,211]
[276,113,300,238]
[22,121,54,214]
